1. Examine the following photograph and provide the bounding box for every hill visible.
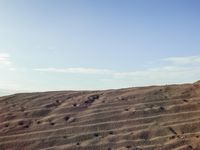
[1,81,200,150]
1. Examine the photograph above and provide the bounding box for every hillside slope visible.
[1,81,200,150]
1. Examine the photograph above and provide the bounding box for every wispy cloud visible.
[163,56,200,65]
[33,56,200,86]
[34,67,113,74]
[0,55,199,93]
[0,53,11,65]
[0,53,19,71]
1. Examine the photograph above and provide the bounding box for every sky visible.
[0,0,200,95]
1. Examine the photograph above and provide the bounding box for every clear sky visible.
[0,0,200,94]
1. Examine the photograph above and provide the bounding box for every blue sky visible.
[0,0,200,94]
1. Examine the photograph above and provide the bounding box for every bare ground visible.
[1,81,200,150]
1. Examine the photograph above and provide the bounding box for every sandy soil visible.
[1,81,200,150]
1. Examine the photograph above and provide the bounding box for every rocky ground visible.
[1,81,200,150]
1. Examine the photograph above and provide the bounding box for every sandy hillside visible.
[1,81,200,150]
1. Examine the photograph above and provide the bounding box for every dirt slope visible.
[1,81,200,150]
